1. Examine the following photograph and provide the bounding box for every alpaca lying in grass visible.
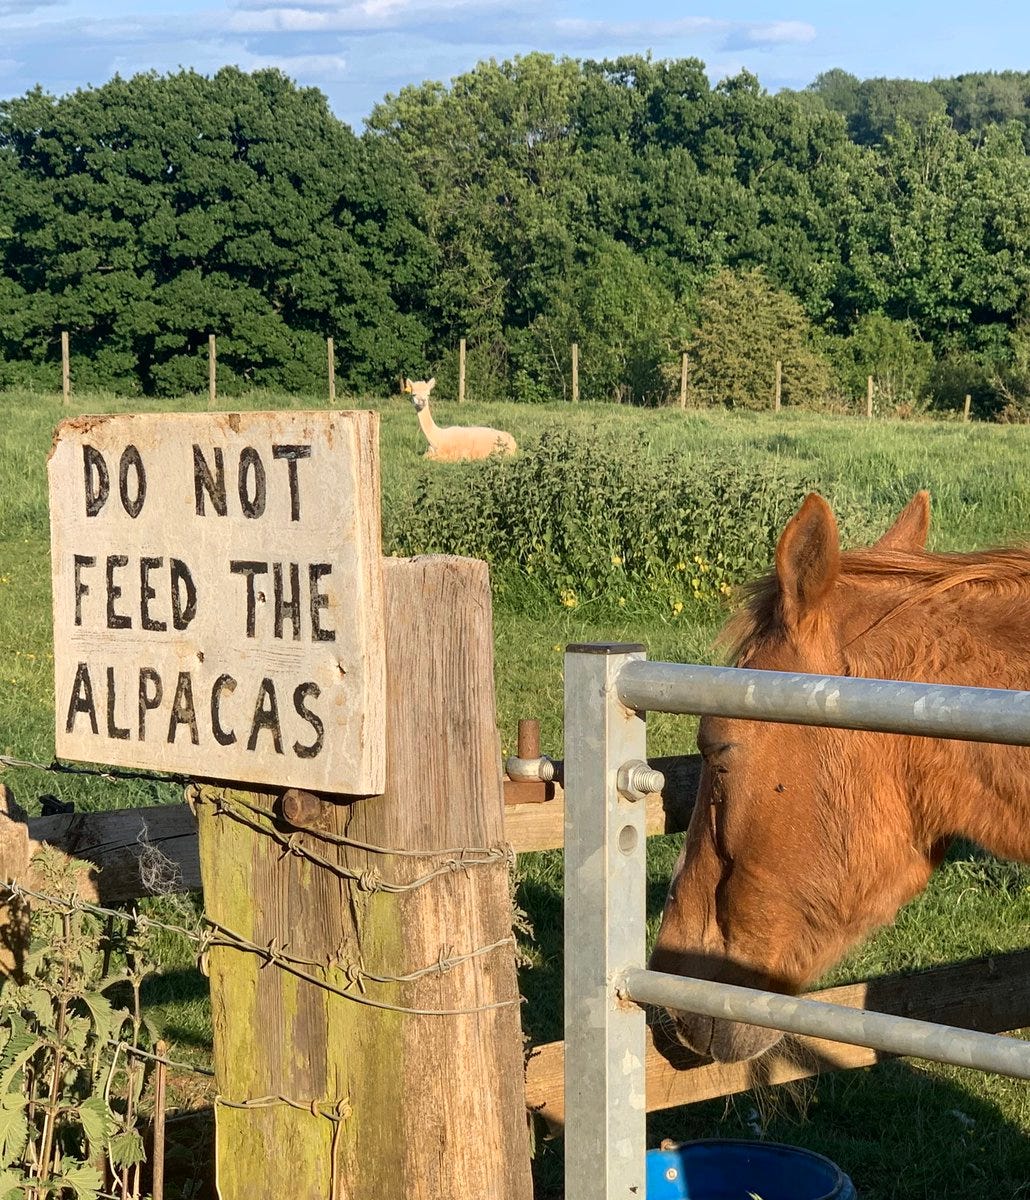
[403,378,517,462]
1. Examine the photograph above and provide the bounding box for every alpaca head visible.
[403,377,436,411]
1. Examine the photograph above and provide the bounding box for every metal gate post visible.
[564,644,650,1200]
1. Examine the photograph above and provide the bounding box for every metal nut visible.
[616,760,665,801]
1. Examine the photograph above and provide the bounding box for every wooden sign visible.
[48,411,385,794]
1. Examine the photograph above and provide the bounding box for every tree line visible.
[2,57,1029,417]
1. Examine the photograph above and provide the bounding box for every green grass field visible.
[2,387,1029,1198]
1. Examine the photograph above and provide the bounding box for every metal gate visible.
[562,643,1030,1200]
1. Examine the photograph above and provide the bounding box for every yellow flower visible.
[611,554,623,566]
[675,561,686,572]
[552,643,562,652]
[617,596,626,607]
[672,600,684,615]
[559,589,578,608]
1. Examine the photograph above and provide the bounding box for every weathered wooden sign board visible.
[48,411,385,793]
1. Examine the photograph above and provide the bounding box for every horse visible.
[648,490,1030,1063]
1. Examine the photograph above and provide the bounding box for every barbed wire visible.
[215,1094,351,1200]
[0,753,187,788]
[111,1039,213,1078]
[209,790,512,894]
[3,880,521,1017]
[219,789,509,861]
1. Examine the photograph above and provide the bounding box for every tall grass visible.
[2,388,1029,1197]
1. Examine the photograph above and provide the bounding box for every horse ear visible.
[775,493,840,630]
[874,491,930,552]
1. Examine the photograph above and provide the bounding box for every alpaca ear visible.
[874,491,930,552]
[775,493,840,631]
[402,378,411,392]
[427,378,436,391]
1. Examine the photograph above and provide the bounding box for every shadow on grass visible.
[532,1044,1030,1200]
[519,840,1030,1200]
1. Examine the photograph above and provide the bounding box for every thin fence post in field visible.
[571,342,579,403]
[866,375,874,419]
[774,359,782,412]
[679,352,689,410]
[61,330,70,406]
[327,337,336,407]
[963,393,972,422]
[208,335,217,409]
[458,337,466,404]
[152,1041,168,1200]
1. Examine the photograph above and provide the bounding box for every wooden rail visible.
[525,950,1030,1132]
[6,756,702,904]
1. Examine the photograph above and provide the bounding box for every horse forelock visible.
[721,543,1030,669]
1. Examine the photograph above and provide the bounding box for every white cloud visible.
[228,0,518,35]
[724,21,817,50]
[0,0,65,14]
[554,16,719,44]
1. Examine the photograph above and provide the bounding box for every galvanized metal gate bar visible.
[563,644,649,1200]
[621,968,1030,1079]
[563,648,1030,1200]
[616,660,1030,744]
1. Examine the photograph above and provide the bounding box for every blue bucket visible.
[646,1139,857,1200]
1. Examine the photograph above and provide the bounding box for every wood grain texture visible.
[525,950,1030,1131]
[197,556,532,1200]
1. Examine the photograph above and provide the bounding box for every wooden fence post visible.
[327,337,336,406]
[208,335,217,409]
[196,556,532,1200]
[571,342,579,403]
[61,331,70,406]
[963,393,972,422]
[679,352,689,410]
[458,337,466,404]
[866,375,874,419]
[774,359,782,412]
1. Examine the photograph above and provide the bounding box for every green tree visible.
[844,117,1030,352]
[688,268,832,410]
[0,69,433,394]
[837,313,934,412]
[509,237,687,404]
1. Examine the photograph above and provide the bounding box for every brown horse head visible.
[649,490,1030,1062]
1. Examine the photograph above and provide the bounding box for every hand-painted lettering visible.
[167,671,199,744]
[65,662,98,734]
[293,682,324,758]
[230,560,268,637]
[247,677,283,753]
[74,554,95,626]
[193,445,227,516]
[272,444,311,521]
[308,564,335,642]
[238,447,266,518]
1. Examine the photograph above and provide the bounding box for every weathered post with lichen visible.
[196,556,531,1199]
[47,410,531,1199]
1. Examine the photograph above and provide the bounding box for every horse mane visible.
[722,544,1030,665]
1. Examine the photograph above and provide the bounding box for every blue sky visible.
[1,0,1028,131]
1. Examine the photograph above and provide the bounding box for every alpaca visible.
[403,378,517,462]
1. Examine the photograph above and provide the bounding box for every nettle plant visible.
[389,427,815,610]
[0,848,160,1199]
